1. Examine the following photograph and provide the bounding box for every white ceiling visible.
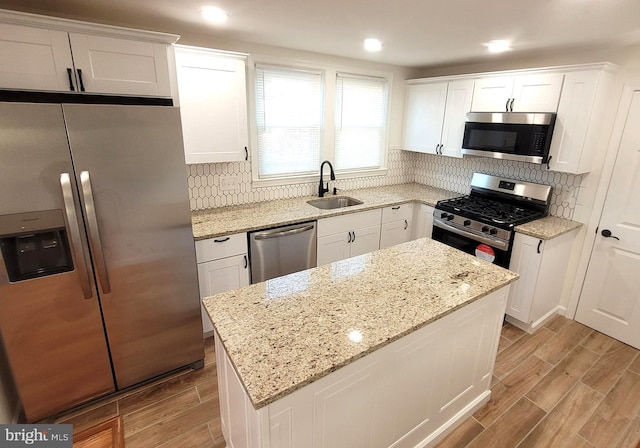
[1,0,639,68]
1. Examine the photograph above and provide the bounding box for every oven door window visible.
[432,226,510,268]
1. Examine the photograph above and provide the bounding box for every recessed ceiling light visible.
[364,38,382,52]
[201,6,229,24]
[484,40,511,53]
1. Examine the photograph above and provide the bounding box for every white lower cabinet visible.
[506,229,578,332]
[413,204,435,239]
[317,209,382,266]
[195,234,249,336]
[214,286,509,448]
[380,204,414,249]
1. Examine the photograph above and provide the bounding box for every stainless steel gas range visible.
[432,173,552,268]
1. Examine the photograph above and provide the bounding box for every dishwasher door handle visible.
[252,224,315,240]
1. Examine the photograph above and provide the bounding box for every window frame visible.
[248,56,393,187]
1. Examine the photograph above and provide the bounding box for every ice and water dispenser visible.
[0,210,73,283]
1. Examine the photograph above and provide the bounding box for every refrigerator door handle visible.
[79,171,112,295]
[60,173,93,299]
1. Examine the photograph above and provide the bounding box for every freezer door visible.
[0,102,114,422]
[62,104,203,388]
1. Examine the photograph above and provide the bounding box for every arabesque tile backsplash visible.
[187,149,583,220]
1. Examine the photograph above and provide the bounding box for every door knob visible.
[601,229,620,240]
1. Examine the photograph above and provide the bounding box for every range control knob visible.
[447,214,455,221]
[440,212,448,219]
[489,228,498,235]
[481,226,489,233]
[463,220,471,226]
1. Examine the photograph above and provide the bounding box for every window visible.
[334,73,388,171]
[253,63,390,184]
[255,65,323,179]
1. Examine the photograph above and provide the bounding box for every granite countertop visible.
[203,237,519,409]
[191,183,459,240]
[191,182,583,241]
[514,215,583,240]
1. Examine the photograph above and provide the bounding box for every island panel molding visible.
[213,286,510,448]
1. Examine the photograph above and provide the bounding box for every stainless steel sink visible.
[307,196,363,210]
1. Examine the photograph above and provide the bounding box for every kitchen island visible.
[203,238,518,448]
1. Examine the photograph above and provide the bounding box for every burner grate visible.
[437,196,545,228]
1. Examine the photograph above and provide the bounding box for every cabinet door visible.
[440,80,474,158]
[198,254,250,333]
[68,33,171,96]
[506,234,542,323]
[380,220,411,249]
[413,204,434,239]
[402,82,447,153]
[198,254,250,296]
[0,23,74,92]
[350,224,381,257]
[471,76,514,112]
[547,70,600,173]
[175,46,248,164]
[511,73,563,113]
[317,233,351,266]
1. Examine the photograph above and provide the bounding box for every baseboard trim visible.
[505,306,567,334]
[416,390,492,448]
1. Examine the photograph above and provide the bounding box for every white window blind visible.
[255,65,323,178]
[334,73,388,171]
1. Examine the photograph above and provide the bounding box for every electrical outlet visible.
[220,175,240,191]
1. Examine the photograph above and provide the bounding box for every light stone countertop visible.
[514,215,583,239]
[191,182,583,242]
[203,237,519,409]
[191,183,459,240]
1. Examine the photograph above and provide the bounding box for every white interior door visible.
[575,90,640,349]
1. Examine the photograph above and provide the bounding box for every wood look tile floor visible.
[53,316,640,448]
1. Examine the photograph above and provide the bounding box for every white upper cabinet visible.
[67,33,172,96]
[0,11,176,96]
[547,67,616,173]
[440,80,475,157]
[471,73,564,113]
[174,45,249,164]
[402,82,448,154]
[402,79,473,158]
[0,23,74,92]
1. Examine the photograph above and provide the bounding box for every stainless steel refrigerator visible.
[0,101,203,422]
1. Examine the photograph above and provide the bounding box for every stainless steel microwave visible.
[461,112,556,164]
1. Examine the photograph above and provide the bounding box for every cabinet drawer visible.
[381,204,413,223]
[195,233,247,262]
[317,209,382,237]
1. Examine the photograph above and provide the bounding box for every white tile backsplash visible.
[188,149,582,220]
[187,147,415,210]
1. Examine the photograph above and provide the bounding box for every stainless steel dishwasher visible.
[248,221,317,283]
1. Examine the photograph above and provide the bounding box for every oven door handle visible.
[433,219,509,251]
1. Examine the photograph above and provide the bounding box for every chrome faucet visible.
[318,160,336,197]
